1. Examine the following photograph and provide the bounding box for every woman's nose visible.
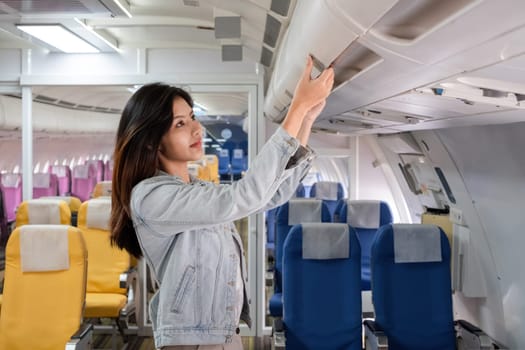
[193,119,202,136]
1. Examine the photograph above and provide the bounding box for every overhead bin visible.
[264,0,398,122]
[362,0,525,65]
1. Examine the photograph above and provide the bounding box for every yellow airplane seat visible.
[15,198,71,228]
[204,154,219,184]
[39,196,82,226]
[77,197,136,329]
[0,224,92,349]
[92,181,112,198]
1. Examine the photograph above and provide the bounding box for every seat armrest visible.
[364,320,388,350]
[456,319,500,350]
[120,267,138,289]
[271,318,285,350]
[66,323,93,349]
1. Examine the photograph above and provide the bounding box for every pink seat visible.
[49,165,72,196]
[86,160,104,183]
[71,164,97,202]
[103,160,113,181]
[32,173,58,199]
[0,187,8,244]
[0,173,22,223]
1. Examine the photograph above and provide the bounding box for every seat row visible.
[0,179,112,244]
[0,197,135,350]
[275,220,502,350]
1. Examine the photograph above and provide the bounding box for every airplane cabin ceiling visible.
[0,0,293,117]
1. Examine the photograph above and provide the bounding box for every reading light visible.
[16,24,99,53]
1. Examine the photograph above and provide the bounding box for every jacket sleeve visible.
[258,145,315,212]
[131,127,314,235]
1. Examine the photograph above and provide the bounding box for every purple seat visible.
[86,160,104,183]
[32,173,59,199]
[0,187,9,244]
[104,160,113,181]
[49,165,72,196]
[71,164,97,202]
[0,173,22,223]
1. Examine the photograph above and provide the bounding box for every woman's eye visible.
[191,115,196,121]
[175,121,184,128]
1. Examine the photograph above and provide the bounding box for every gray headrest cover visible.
[288,199,322,225]
[347,200,380,229]
[393,224,442,263]
[314,181,339,200]
[302,223,349,260]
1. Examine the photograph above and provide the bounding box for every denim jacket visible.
[130,127,314,348]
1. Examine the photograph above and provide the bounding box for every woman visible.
[110,56,334,349]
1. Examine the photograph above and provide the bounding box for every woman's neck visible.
[161,161,190,183]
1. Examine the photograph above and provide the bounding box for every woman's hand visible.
[291,56,334,111]
[304,100,326,124]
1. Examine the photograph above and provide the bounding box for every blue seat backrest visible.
[295,183,306,198]
[283,223,362,350]
[310,181,345,221]
[371,224,455,350]
[269,199,330,317]
[340,200,393,290]
[231,148,246,175]
[218,149,230,175]
[266,184,307,253]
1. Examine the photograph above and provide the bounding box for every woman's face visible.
[158,97,203,164]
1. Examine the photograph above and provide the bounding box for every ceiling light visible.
[16,24,99,53]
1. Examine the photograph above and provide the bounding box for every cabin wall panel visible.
[436,122,525,349]
[0,49,21,81]
[357,136,400,222]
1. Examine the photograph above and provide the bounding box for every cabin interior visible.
[0,0,524,349]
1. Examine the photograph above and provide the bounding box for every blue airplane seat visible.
[295,183,306,198]
[340,200,393,290]
[231,148,246,175]
[269,199,331,317]
[310,181,345,221]
[217,149,230,175]
[283,223,362,350]
[265,207,277,253]
[333,198,346,222]
[266,184,307,259]
[366,224,455,350]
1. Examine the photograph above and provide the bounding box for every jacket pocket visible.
[171,265,195,313]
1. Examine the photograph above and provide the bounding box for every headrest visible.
[73,164,90,179]
[187,164,200,177]
[393,224,442,263]
[220,149,229,157]
[1,173,21,188]
[204,155,217,164]
[233,149,243,159]
[312,181,342,200]
[302,223,349,259]
[85,198,111,230]
[51,165,68,177]
[95,181,112,196]
[347,200,381,229]
[33,173,51,188]
[40,196,81,211]
[20,225,70,272]
[87,159,103,169]
[27,199,64,224]
[288,199,322,225]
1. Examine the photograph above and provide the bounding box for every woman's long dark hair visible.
[110,83,193,258]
